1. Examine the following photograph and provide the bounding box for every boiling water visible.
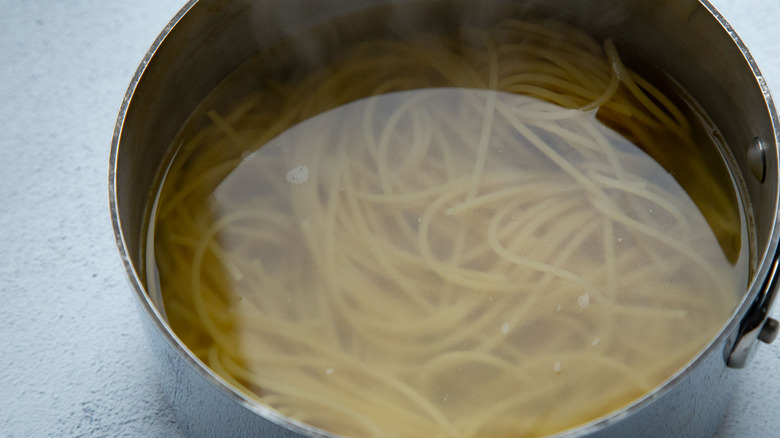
[145,11,749,438]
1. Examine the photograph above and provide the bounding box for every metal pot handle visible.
[727,249,780,368]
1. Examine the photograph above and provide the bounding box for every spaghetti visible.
[148,17,747,438]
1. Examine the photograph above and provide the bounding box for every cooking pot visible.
[109,0,780,436]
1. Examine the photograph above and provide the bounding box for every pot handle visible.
[727,249,780,368]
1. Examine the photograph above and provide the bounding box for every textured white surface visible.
[0,1,778,437]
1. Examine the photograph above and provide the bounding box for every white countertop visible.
[1,1,778,437]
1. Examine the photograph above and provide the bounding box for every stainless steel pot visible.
[109,0,780,436]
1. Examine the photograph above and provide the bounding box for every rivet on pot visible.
[748,136,766,182]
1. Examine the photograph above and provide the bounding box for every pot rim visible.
[108,0,780,436]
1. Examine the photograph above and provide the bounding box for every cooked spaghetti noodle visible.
[147,16,748,438]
